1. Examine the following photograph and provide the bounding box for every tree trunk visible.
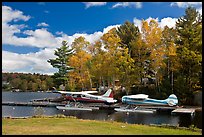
[171,71,173,93]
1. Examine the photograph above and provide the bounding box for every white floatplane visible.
[122,94,178,106]
[53,88,117,105]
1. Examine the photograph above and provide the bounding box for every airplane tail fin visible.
[102,89,113,98]
[166,94,178,106]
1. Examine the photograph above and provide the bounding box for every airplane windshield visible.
[131,98,146,101]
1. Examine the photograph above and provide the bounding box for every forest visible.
[2,7,202,105]
[2,72,54,92]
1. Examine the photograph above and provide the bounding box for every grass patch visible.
[2,115,202,135]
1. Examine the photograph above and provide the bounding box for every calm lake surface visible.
[2,91,202,129]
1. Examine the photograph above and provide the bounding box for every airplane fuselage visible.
[122,97,169,106]
[63,93,115,104]
[122,94,178,106]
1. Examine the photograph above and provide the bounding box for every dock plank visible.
[171,108,195,115]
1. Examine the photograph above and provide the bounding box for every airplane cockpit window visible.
[73,95,78,98]
[77,95,81,98]
[81,95,86,98]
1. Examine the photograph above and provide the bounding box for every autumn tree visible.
[20,79,28,91]
[10,78,21,89]
[101,28,121,89]
[101,28,136,94]
[68,37,92,91]
[140,19,166,91]
[88,41,106,90]
[161,26,181,94]
[129,33,148,86]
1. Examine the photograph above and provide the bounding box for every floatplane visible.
[122,94,178,106]
[53,88,117,111]
[115,94,178,113]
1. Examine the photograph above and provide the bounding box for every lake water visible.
[2,91,202,129]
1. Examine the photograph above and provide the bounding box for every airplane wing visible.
[81,91,98,94]
[129,94,149,99]
[53,90,98,94]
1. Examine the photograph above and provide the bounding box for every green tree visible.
[47,40,74,89]
[160,26,180,96]
[32,83,38,92]
[45,77,54,90]
[175,7,202,104]
[41,80,48,91]
[20,79,28,91]
[10,78,21,89]
[116,21,140,57]
[28,81,33,91]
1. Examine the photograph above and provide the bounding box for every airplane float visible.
[53,88,117,105]
[121,94,178,106]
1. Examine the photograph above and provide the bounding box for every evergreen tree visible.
[116,21,140,57]
[47,40,74,89]
[175,7,202,104]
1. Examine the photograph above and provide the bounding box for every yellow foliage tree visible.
[141,19,166,88]
[68,37,92,91]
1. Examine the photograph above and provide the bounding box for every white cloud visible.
[170,2,202,15]
[2,6,60,48]
[102,24,120,33]
[2,49,57,75]
[133,18,143,32]
[83,2,107,8]
[198,7,202,15]
[2,6,31,23]
[3,27,59,48]
[170,2,202,8]
[37,22,49,27]
[160,17,178,29]
[112,2,142,9]
[133,17,178,32]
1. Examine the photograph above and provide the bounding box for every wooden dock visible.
[113,105,201,115]
[114,108,156,113]
[2,101,201,115]
[2,101,64,107]
[2,102,118,110]
[171,108,196,116]
[56,106,99,111]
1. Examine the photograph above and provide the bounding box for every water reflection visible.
[59,109,181,127]
[192,111,202,129]
[177,111,202,129]
[60,109,115,121]
[108,112,180,126]
[2,106,61,117]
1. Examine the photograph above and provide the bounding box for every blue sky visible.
[2,2,202,75]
